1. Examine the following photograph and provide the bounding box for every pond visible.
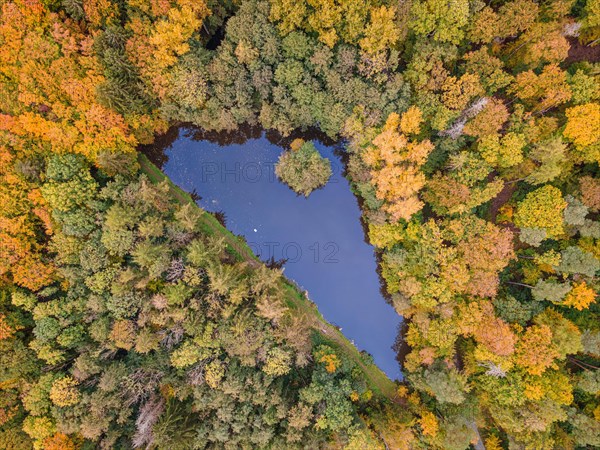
[144,127,403,379]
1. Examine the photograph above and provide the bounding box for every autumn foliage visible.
[364,110,433,221]
[0,0,599,448]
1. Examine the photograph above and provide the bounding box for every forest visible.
[0,0,599,448]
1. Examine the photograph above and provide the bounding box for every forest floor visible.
[565,37,600,64]
[488,181,517,223]
[138,154,399,402]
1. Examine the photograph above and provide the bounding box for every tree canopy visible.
[1,0,599,448]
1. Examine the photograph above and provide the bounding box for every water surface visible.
[145,128,402,379]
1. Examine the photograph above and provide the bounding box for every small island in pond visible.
[275,139,333,196]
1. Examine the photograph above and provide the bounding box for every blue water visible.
[155,130,402,379]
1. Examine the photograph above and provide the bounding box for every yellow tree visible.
[514,185,567,239]
[463,99,509,138]
[366,111,433,221]
[127,0,210,99]
[473,302,517,356]
[270,0,400,51]
[563,103,600,164]
[470,7,499,43]
[515,324,559,376]
[478,132,527,169]
[409,0,470,44]
[269,0,309,34]
[49,376,81,407]
[509,64,572,113]
[359,5,400,54]
[441,73,485,111]
[517,23,571,67]
[43,432,77,450]
[563,282,596,310]
[400,105,424,135]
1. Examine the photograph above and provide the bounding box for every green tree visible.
[514,185,567,239]
[410,0,470,44]
[410,365,469,404]
[525,138,566,185]
[478,132,526,169]
[275,141,332,196]
[556,246,600,278]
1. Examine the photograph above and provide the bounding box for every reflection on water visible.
[143,127,403,379]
